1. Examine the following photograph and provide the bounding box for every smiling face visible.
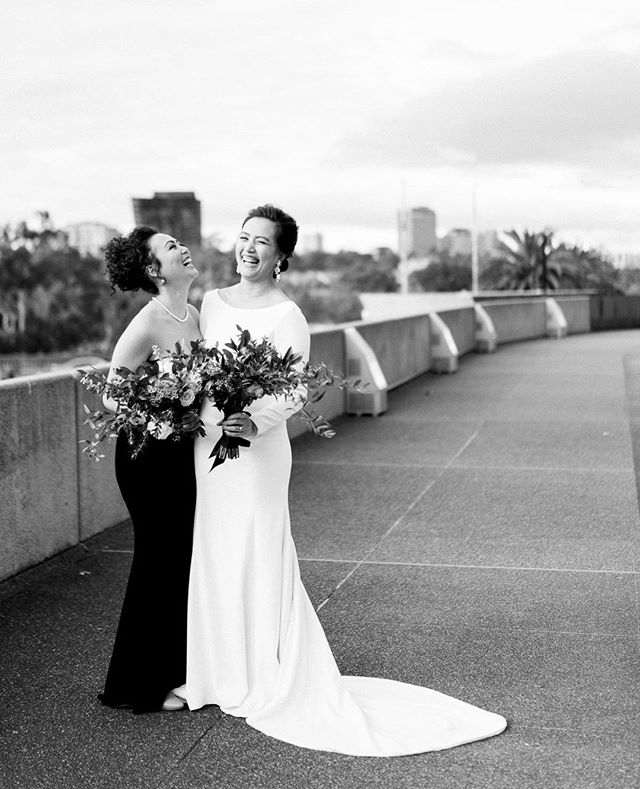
[147,233,198,285]
[235,217,282,283]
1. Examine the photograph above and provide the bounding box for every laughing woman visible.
[181,204,507,755]
[99,226,201,713]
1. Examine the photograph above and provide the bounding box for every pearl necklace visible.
[151,297,189,323]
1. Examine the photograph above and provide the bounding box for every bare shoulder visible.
[111,304,156,367]
[119,303,155,339]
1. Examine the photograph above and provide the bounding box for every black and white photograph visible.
[1,1,639,787]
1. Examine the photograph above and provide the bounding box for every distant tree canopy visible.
[551,243,623,294]
[0,217,163,353]
[1,217,634,355]
[617,267,640,295]
[409,253,472,292]
[407,230,628,295]
[294,249,400,293]
[279,249,399,322]
[282,282,362,324]
[480,229,558,291]
[0,218,111,353]
[479,230,624,294]
[0,219,388,354]
[188,242,236,307]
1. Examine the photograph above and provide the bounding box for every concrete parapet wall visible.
[74,365,129,541]
[590,295,640,331]
[437,307,476,356]
[288,327,346,441]
[480,299,547,344]
[554,296,591,334]
[0,325,382,580]
[359,292,474,322]
[356,315,431,389]
[3,295,635,583]
[0,372,80,581]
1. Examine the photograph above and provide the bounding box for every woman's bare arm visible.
[103,310,154,413]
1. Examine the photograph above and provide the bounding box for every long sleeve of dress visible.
[248,305,311,438]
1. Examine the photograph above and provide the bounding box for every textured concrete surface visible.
[1,330,639,788]
[369,467,639,570]
[0,372,79,580]
[553,295,591,334]
[480,299,547,343]
[357,314,432,387]
[74,369,129,541]
[287,326,345,440]
[438,306,477,356]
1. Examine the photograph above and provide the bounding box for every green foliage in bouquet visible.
[203,326,362,469]
[79,327,363,469]
[79,341,208,461]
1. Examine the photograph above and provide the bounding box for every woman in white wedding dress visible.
[182,204,506,755]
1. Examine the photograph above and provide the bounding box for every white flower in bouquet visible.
[148,417,175,440]
[186,370,203,388]
[79,340,210,461]
[180,386,197,407]
[157,357,174,376]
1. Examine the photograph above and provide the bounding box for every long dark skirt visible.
[99,434,196,713]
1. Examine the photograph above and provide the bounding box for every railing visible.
[4,291,636,583]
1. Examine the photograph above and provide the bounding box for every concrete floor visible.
[1,330,639,788]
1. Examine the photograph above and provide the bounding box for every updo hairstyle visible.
[242,204,298,273]
[104,225,160,294]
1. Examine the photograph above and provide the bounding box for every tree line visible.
[410,230,628,294]
[0,219,635,356]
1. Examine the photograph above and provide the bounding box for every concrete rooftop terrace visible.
[1,330,639,789]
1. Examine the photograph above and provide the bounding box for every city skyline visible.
[3,1,640,255]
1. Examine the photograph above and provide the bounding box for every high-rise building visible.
[612,252,640,269]
[398,207,437,258]
[477,230,501,259]
[66,222,119,257]
[440,228,472,257]
[302,232,324,254]
[132,192,202,249]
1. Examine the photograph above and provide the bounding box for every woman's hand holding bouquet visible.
[81,328,362,469]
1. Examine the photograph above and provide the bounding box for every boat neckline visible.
[213,288,294,311]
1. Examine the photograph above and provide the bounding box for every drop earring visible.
[160,276,167,285]
[273,262,281,283]
[236,262,241,274]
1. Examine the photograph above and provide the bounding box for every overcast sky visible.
[3,0,640,252]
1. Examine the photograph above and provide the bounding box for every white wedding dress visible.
[182,289,506,756]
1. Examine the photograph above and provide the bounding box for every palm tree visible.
[482,229,560,292]
[552,243,623,294]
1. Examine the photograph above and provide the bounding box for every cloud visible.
[421,39,498,63]
[339,49,640,173]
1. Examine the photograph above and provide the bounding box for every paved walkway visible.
[1,331,639,789]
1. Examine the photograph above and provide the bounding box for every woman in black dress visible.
[99,226,201,713]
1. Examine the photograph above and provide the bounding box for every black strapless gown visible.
[99,434,196,713]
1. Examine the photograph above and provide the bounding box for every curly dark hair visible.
[103,225,160,294]
[242,204,298,273]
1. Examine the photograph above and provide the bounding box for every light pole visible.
[399,179,409,294]
[471,182,479,294]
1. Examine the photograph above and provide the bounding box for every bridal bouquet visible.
[79,342,209,461]
[80,329,360,468]
[202,326,356,469]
